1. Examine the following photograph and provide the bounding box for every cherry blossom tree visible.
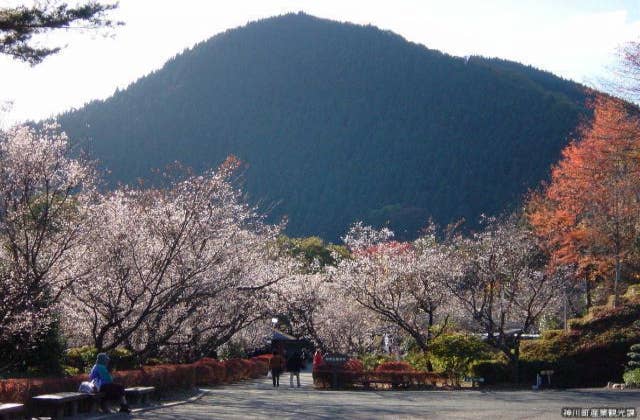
[274,272,379,354]
[449,216,565,379]
[335,223,457,360]
[170,228,295,362]
[62,159,292,362]
[0,124,95,372]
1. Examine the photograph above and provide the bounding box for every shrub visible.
[253,354,272,362]
[343,359,364,372]
[219,341,247,360]
[509,298,640,387]
[541,329,564,340]
[194,358,226,385]
[250,357,269,377]
[311,367,446,390]
[539,315,562,332]
[224,358,253,382]
[520,331,578,362]
[624,285,640,301]
[521,337,630,387]
[624,368,640,386]
[627,344,640,371]
[470,360,509,385]
[109,347,138,371]
[64,346,97,373]
[0,379,31,403]
[113,364,196,392]
[145,357,167,366]
[64,346,139,373]
[375,361,415,372]
[1,321,67,377]
[429,333,490,386]
[26,321,66,376]
[0,356,267,404]
[404,351,431,371]
[575,304,640,333]
[62,365,80,376]
[359,353,393,371]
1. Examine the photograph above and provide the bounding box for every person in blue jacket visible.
[89,353,131,414]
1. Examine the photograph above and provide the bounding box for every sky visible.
[1,0,639,125]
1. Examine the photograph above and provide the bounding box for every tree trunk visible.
[614,257,621,308]
[585,277,592,309]
[424,351,434,372]
[415,337,434,372]
[563,285,568,332]
[427,311,434,342]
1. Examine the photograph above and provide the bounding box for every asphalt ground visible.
[115,371,640,420]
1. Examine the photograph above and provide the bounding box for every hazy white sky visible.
[1,0,639,125]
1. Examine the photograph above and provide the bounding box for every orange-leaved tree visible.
[528,95,640,307]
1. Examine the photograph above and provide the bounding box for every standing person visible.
[89,353,131,414]
[269,351,283,387]
[312,349,324,370]
[287,351,303,388]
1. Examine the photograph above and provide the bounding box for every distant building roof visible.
[271,329,298,341]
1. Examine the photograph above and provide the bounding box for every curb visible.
[92,389,208,419]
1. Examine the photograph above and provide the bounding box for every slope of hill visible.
[520,286,640,387]
[58,12,588,240]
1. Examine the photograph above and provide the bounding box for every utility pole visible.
[563,284,568,332]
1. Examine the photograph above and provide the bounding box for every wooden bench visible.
[31,392,88,419]
[125,386,155,405]
[0,403,25,420]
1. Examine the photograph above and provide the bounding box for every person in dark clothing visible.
[89,353,131,414]
[269,351,283,387]
[287,351,303,388]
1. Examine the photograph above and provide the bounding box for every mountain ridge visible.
[58,12,589,240]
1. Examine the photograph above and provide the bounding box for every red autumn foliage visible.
[311,358,447,389]
[253,354,273,362]
[374,361,415,372]
[0,375,86,404]
[0,356,269,404]
[528,95,640,291]
[343,359,364,372]
[193,358,226,385]
[223,358,254,383]
[365,371,443,387]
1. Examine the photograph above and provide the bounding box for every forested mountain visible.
[58,12,588,240]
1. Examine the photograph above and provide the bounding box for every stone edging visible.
[92,389,209,419]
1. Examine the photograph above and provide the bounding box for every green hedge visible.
[623,368,640,386]
[64,346,138,374]
[518,301,640,387]
[359,353,393,371]
[469,361,509,385]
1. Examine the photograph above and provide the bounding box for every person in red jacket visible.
[312,350,324,370]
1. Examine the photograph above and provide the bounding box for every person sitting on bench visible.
[89,353,131,414]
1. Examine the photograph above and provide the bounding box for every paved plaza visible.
[118,371,640,419]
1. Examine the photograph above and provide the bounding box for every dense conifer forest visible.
[58,12,588,240]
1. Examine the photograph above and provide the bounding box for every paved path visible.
[123,371,640,419]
